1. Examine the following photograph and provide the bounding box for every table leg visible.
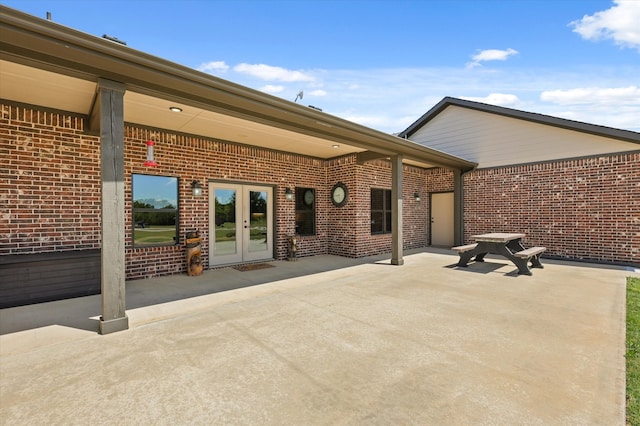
[456,250,476,267]
[483,241,532,275]
[530,254,544,269]
[456,244,487,266]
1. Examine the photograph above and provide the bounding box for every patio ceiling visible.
[1,60,366,160]
[0,6,477,171]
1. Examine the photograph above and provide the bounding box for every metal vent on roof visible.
[102,34,127,45]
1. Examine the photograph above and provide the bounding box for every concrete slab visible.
[1,249,637,424]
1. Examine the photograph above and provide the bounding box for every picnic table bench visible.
[452,233,545,275]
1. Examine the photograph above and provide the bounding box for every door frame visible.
[429,191,454,247]
[208,181,275,267]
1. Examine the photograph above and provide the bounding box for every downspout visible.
[453,167,475,245]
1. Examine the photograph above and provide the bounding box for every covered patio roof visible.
[0,5,476,171]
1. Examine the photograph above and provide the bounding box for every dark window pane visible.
[296,212,315,235]
[295,187,315,236]
[371,189,384,210]
[371,211,384,234]
[370,188,392,235]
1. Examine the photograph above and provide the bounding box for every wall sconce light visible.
[143,140,158,167]
[191,180,203,197]
[414,192,421,202]
[285,187,294,201]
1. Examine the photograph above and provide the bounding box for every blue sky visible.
[4,0,640,133]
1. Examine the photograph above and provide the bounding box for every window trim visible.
[371,188,392,235]
[132,174,180,247]
[295,187,316,236]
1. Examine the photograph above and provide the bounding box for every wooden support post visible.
[98,79,129,334]
[391,154,404,265]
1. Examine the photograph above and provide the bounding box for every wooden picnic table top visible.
[472,233,525,243]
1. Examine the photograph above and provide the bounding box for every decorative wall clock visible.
[331,182,348,207]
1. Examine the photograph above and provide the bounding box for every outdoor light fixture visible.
[285,187,294,201]
[169,106,183,112]
[143,140,158,167]
[332,144,340,149]
[414,192,421,202]
[191,180,203,197]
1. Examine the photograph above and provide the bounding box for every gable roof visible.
[399,97,640,145]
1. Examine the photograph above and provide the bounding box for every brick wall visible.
[124,127,328,278]
[463,153,640,265]
[3,102,637,284]
[327,157,430,258]
[0,104,101,255]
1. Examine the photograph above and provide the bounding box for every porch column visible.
[391,154,404,265]
[97,78,129,334]
[453,169,464,245]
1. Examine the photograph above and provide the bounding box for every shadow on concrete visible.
[0,251,403,336]
[447,261,510,275]
[2,248,634,337]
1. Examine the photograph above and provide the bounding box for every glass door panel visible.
[214,189,238,256]
[209,183,273,266]
[243,186,273,262]
[247,190,268,253]
[209,184,242,265]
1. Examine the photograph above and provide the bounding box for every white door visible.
[209,183,273,266]
[431,192,454,247]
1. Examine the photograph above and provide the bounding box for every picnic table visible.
[452,233,546,275]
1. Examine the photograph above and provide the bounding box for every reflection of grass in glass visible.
[250,229,267,240]
[134,226,176,245]
[215,222,236,242]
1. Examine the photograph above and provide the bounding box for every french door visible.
[209,183,273,266]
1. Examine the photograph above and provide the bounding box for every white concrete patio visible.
[1,249,636,425]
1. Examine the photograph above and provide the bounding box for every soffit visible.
[0,60,365,159]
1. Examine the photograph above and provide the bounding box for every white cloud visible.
[570,0,640,52]
[260,85,285,94]
[467,48,518,68]
[234,63,315,82]
[195,59,640,133]
[540,86,640,105]
[460,93,520,106]
[340,113,398,130]
[309,89,327,96]
[197,61,229,73]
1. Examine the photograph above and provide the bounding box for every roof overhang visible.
[0,6,476,171]
[399,96,640,144]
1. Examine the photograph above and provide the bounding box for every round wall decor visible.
[331,182,348,207]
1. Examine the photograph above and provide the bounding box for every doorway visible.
[209,183,273,266]
[430,192,454,247]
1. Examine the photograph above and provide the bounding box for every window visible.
[295,187,316,236]
[371,188,392,234]
[132,174,179,246]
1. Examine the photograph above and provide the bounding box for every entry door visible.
[431,192,454,247]
[209,183,273,266]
